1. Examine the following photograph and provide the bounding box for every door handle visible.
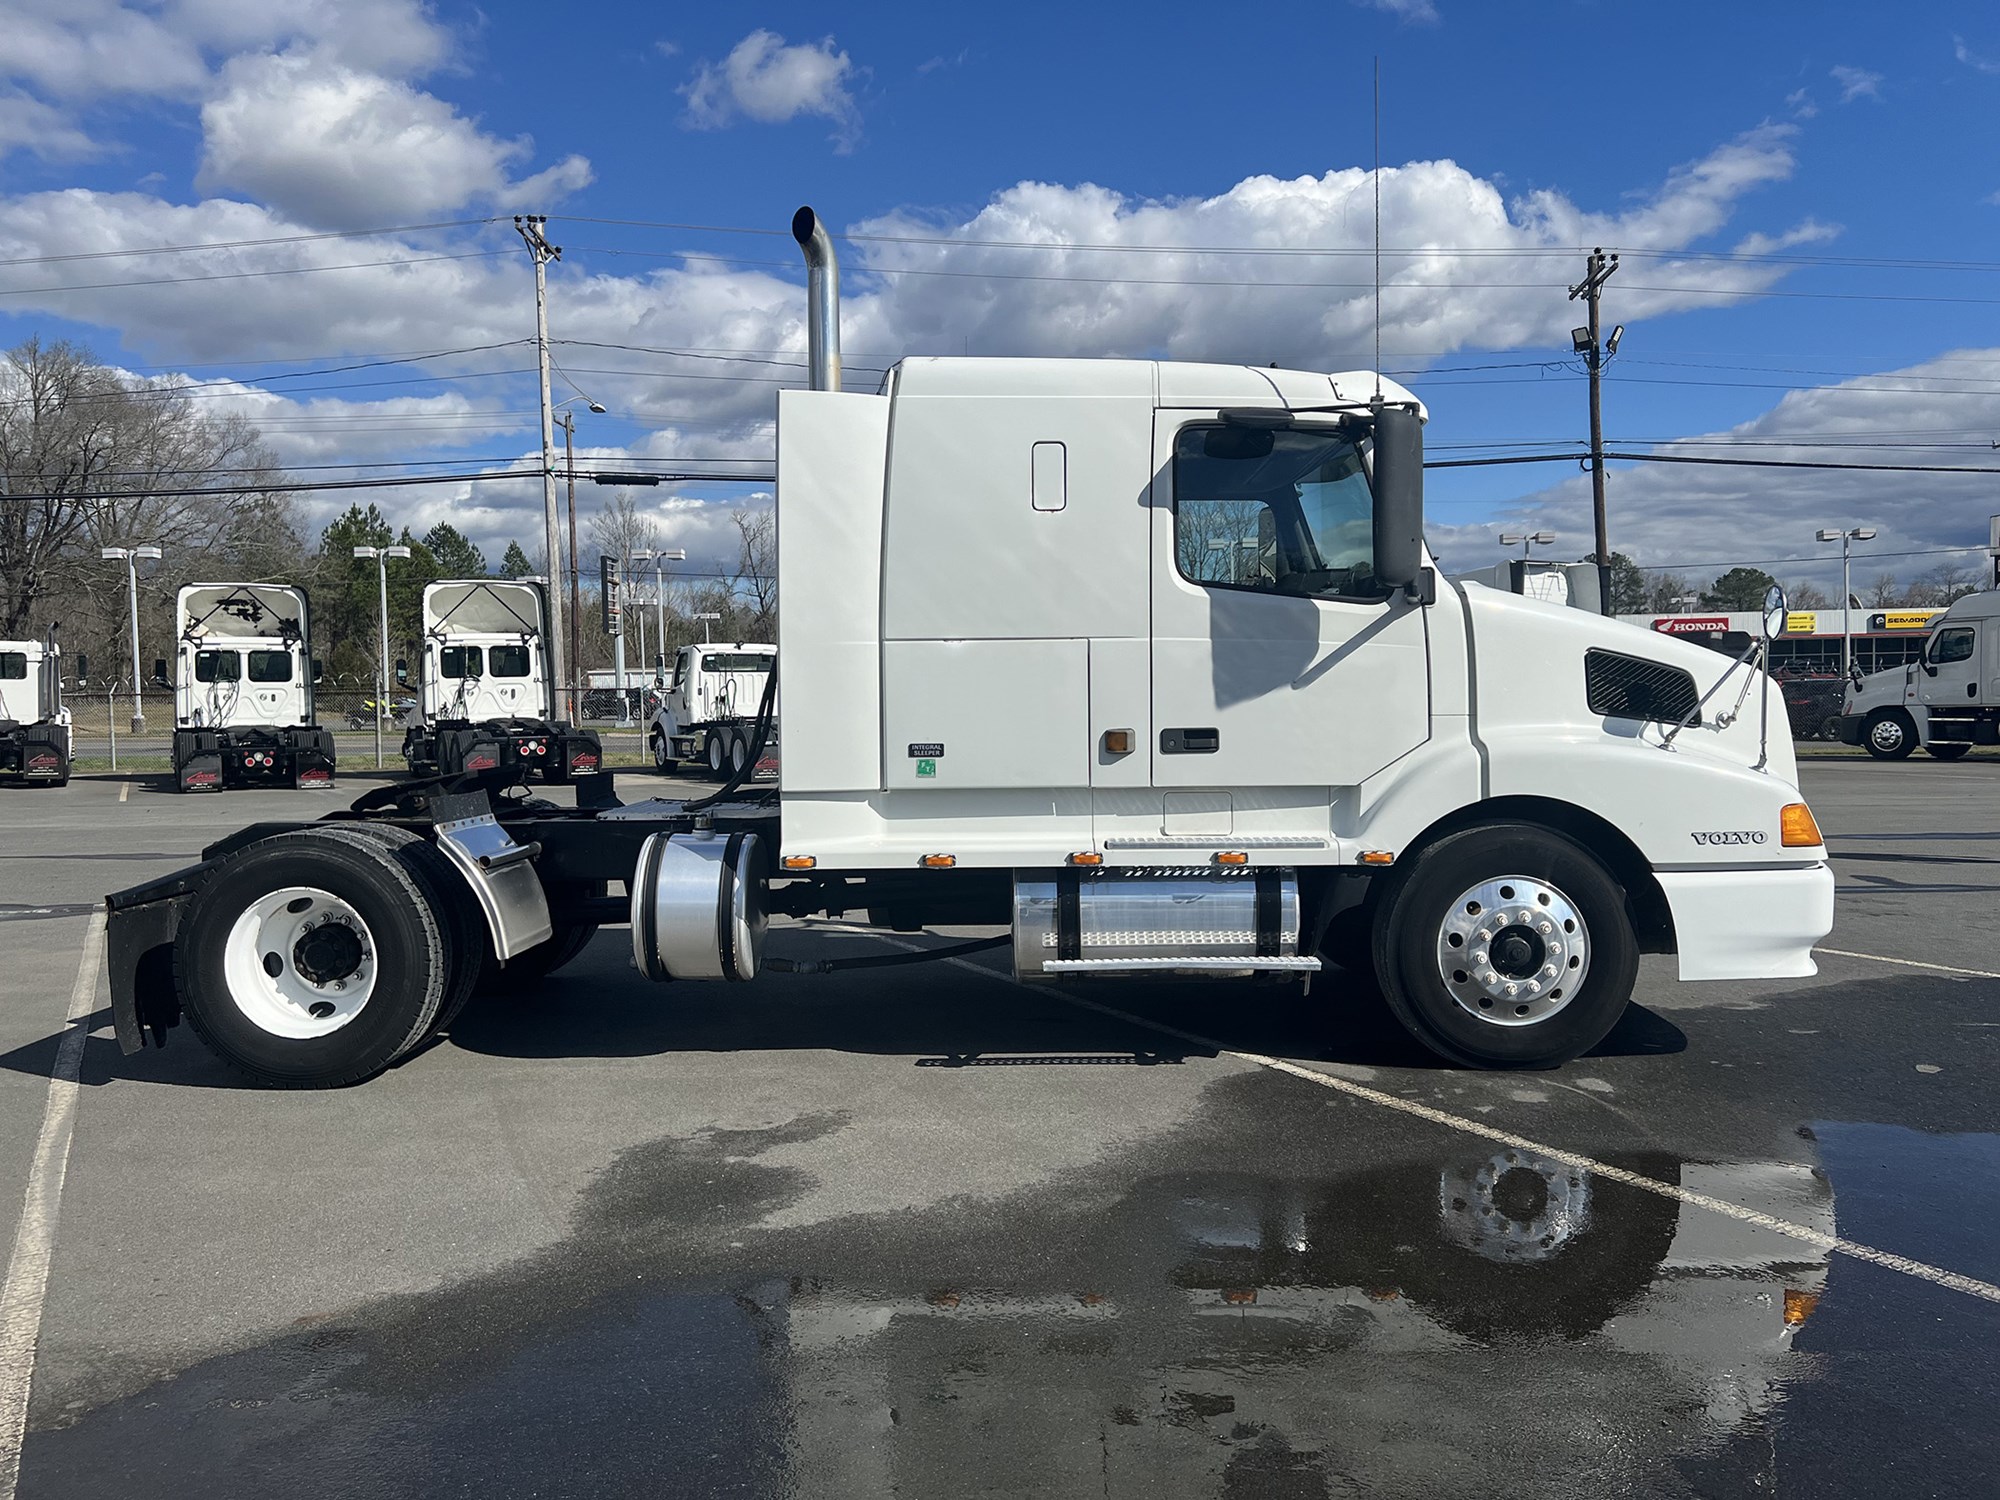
[1161,727,1219,755]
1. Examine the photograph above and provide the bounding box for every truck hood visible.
[1459,583,1799,784]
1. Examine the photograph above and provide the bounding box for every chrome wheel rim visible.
[1869,718,1904,752]
[221,886,377,1038]
[1436,875,1589,1027]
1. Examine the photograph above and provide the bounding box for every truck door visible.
[1149,412,1430,789]
[1919,623,1980,708]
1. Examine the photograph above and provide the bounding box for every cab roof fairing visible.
[875,356,1426,422]
[175,583,308,643]
[422,579,546,639]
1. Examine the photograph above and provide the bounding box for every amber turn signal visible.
[1102,728,1133,756]
[780,855,816,870]
[1214,851,1249,866]
[1359,850,1396,866]
[920,853,957,868]
[1068,851,1103,866]
[1780,803,1823,847]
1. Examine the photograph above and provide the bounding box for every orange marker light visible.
[1068,851,1104,866]
[1214,851,1249,866]
[1103,729,1133,756]
[921,854,957,868]
[780,855,816,870]
[1359,850,1396,866]
[1780,803,1823,847]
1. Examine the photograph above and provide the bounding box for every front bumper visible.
[1656,863,1835,981]
[1827,714,1865,747]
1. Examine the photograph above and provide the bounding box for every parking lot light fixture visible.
[101,544,163,732]
[353,545,413,768]
[693,610,722,645]
[1814,526,1878,678]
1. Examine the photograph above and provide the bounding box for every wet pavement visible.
[1,758,1996,1497]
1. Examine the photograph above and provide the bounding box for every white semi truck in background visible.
[399,579,602,783]
[165,584,334,793]
[1831,589,1999,759]
[102,207,1835,1089]
[0,626,71,787]
[648,640,778,778]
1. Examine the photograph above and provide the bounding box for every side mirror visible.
[1760,584,1787,641]
[1371,406,1427,596]
[312,658,324,686]
[394,658,409,687]
[151,657,170,688]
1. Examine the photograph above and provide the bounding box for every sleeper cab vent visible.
[1584,649,1699,725]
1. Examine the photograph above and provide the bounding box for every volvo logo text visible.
[1690,830,1767,846]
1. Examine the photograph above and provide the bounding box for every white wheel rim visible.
[652,732,667,767]
[708,737,723,771]
[1435,875,1590,1027]
[731,739,747,772]
[221,886,378,1038]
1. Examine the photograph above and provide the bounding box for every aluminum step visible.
[1040,955,1322,974]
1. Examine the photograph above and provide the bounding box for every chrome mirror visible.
[1761,583,1788,640]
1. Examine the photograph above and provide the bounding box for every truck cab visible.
[1833,591,2000,759]
[401,579,601,782]
[648,641,777,777]
[169,584,333,791]
[0,627,71,786]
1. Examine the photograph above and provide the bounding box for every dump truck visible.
[647,641,778,778]
[0,626,71,787]
[167,584,334,792]
[102,207,1834,1089]
[399,578,602,783]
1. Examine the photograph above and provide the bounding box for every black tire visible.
[174,831,451,1087]
[318,825,483,1037]
[652,728,678,772]
[704,730,726,779]
[1371,822,1639,1070]
[729,733,749,775]
[1864,710,1916,760]
[1818,719,1842,741]
[1926,742,1973,761]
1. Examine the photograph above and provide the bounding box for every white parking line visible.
[847,932,2000,1310]
[117,782,128,804]
[1816,946,2000,980]
[0,911,106,1500]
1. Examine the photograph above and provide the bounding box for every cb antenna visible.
[1373,56,1383,408]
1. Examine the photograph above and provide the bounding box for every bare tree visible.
[1642,571,1694,613]
[1864,571,1902,607]
[733,507,776,635]
[1786,580,1829,609]
[0,337,294,659]
[1908,558,1980,606]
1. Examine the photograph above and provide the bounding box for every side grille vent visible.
[1584,650,1699,725]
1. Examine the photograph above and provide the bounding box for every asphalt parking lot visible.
[1,759,1996,1497]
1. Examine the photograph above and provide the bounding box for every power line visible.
[0,466,775,505]
[0,217,503,270]
[0,249,512,298]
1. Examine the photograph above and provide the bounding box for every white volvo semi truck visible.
[102,208,1834,1088]
[399,579,602,783]
[166,584,334,792]
[0,626,71,787]
[648,640,779,778]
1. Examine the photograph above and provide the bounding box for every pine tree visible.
[422,523,486,578]
[500,540,533,578]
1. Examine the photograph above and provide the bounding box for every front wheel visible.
[1372,823,1639,1070]
[651,728,678,771]
[1864,711,1915,760]
[1926,742,1972,761]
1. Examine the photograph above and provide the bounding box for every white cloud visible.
[1429,350,2000,594]
[0,92,102,161]
[1954,36,2000,75]
[1830,65,1882,102]
[681,30,860,151]
[197,51,590,226]
[1349,0,1441,22]
[1784,88,1818,119]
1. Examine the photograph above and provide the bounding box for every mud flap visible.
[178,751,224,791]
[429,791,554,959]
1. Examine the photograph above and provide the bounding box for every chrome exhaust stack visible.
[790,206,842,392]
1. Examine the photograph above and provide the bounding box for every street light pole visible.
[632,547,685,681]
[1498,530,1556,559]
[693,610,722,645]
[100,544,162,733]
[1816,526,1877,678]
[354,544,411,769]
[563,409,580,724]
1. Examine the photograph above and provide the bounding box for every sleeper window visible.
[0,652,24,680]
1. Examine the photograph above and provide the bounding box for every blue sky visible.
[3,0,1998,599]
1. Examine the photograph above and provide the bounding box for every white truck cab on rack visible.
[166,584,333,792]
[1832,589,2000,759]
[103,206,1835,1088]
[0,627,71,787]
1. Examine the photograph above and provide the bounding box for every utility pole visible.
[516,214,568,710]
[1569,248,1620,614]
[562,409,581,725]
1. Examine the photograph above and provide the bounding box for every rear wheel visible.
[729,733,749,775]
[705,730,726,778]
[1926,742,1972,761]
[1371,823,1639,1070]
[1864,711,1916,760]
[317,825,482,1037]
[175,831,451,1087]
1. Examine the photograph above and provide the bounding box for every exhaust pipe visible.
[791,206,841,392]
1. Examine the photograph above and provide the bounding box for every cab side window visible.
[488,645,530,678]
[247,651,292,683]
[194,650,240,682]
[440,646,484,679]
[0,652,24,680]
[1173,424,1380,600]
[1931,628,1975,665]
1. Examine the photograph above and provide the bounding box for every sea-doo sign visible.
[1652,616,1730,636]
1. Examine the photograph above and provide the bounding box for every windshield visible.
[702,653,772,674]
[1173,425,1379,599]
